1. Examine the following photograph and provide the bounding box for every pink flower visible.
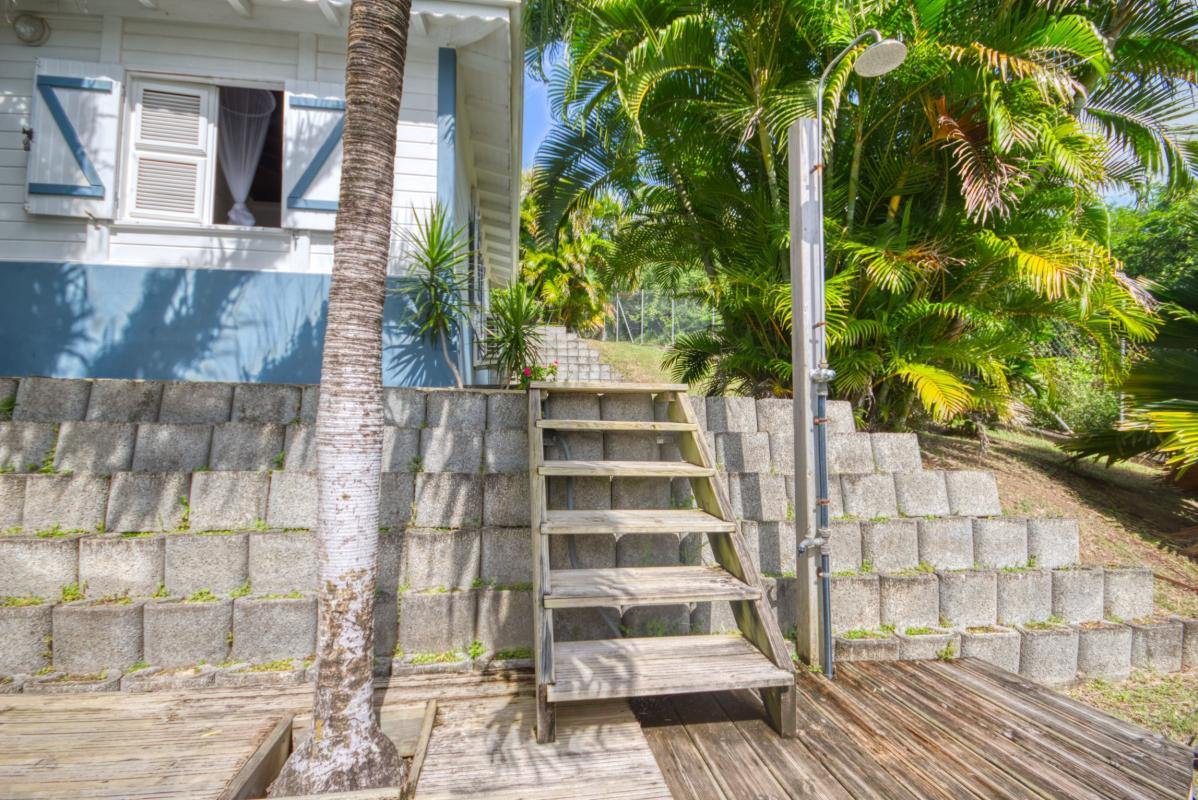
[552,360,559,366]
[523,367,532,377]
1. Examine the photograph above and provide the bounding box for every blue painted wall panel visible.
[0,262,458,387]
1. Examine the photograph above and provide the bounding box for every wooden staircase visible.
[528,382,796,743]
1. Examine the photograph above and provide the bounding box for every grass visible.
[184,589,219,603]
[493,647,532,661]
[903,626,939,636]
[1022,616,1067,631]
[407,650,465,665]
[241,659,296,673]
[60,583,85,603]
[588,340,675,385]
[1069,671,1198,747]
[228,581,251,599]
[839,628,889,640]
[0,595,42,607]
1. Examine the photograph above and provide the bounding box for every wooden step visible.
[537,419,697,433]
[547,635,793,703]
[541,509,734,535]
[544,566,758,609]
[530,381,688,394]
[539,460,714,478]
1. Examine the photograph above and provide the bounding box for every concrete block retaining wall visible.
[0,377,1186,692]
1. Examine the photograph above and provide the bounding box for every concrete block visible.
[705,396,757,433]
[959,625,1020,674]
[617,533,681,568]
[383,388,425,427]
[231,596,316,661]
[54,422,134,473]
[209,423,284,471]
[767,432,794,473]
[727,473,788,521]
[1026,518,1079,569]
[1017,623,1078,687]
[684,396,705,428]
[132,424,211,472]
[299,385,319,423]
[401,528,480,590]
[0,422,57,472]
[553,607,618,642]
[52,599,144,672]
[860,520,919,572]
[85,380,162,423]
[827,433,874,475]
[266,472,317,529]
[0,378,14,412]
[122,664,218,692]
[0,535,79,599]
[420,428,483,474]
[165,533,248,596]
[1103,566,1153,622]
[483,430,528,474]
[1129,619,1184,672]
[248,532,316,595]
[476,589,532,650]
[79,535,163,597]
[189,471,268,532]
[374,592,398,659]
[0,474,23,530]
[479,527,531,586]
[826,401,855,434]
[827,520,862,573]
[834,634,898,661]
[944,471,1001,516]
[547,391,600,420]
[380,427,421,473]
[896,626,959,660]
[893,471,950,517]
[754,521,795,576]
[231,384,301,424]
[1182,619,1198,670]
[23,475,108,532]
[216,661,309,687]
[1075,622,1132,681]
[831,574,880,632]
[487,393,526,430]
[611,476,671,511]
[412,473,482,529]
[280,421,313,471]
[13,377,90,422]
[159,382,232,423]
[26,669,122,694]
[143,598,232,667]
[1051,567,1104,623]
[690,599,739,635]
[878,573,939,629]
[996,569,1052,625]
[426,391,486,430]
[379,473,416,530]
[483,474,529,528]
[938,569,997,627]
[755,398,792,436]
[767,576,797,636]
[105,473,189,533]
[917,518,973,570]
[377,530,403,594]
[839,473,898,519]
[972,518,1027,569]
[715,432,771,473]
[622,605,690,637]
[870,433,921,472]
[549,533,616,571]
[0,603,51,673]
[398,589,476,653]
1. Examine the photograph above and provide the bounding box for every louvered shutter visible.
[26,58,124,219]
[282,80,345,231]
[124,80,217,224]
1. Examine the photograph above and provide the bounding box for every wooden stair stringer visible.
[528,387,556,744]
[666,392,798,737]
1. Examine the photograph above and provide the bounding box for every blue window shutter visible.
[282,81,345,231]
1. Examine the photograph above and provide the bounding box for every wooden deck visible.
[634,658,1196,799]
[1,659,1192,799]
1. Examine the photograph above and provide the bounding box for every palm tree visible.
[526,0,1195,426]
[268,0,409,793]
[402,203,471,388]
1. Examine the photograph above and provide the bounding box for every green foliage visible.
[0,595,42,607]
[185,589,219,603]
[525,0,1192,425]
[467,639,486,660]
[1111,189,1198,289]
[228,581,252,599]
[486,283,547,385]
[60,583,84,603]
[0,394,14,421]
[1021,340,1120,433]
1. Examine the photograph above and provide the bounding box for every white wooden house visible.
[0,0,520,385]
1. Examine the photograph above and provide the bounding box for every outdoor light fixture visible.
[13,14,50,46]
[791,29,906,681]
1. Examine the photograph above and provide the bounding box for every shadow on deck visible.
[633,657,1195,799]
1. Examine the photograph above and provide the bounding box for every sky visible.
[522,69,553,170]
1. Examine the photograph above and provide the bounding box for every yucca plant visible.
[487,284,545,386]
[399,204,470,388]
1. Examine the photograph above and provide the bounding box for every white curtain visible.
[218,88,275,227]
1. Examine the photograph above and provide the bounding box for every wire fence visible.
[584,290,712,346]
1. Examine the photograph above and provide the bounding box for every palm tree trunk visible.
[269,0,409,794]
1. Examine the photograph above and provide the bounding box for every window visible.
[123,79,285,228]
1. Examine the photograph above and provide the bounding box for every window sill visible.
[109,220,293,238]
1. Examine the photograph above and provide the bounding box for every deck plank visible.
[539,459,714,478]
[541,509,734,535]
[544,565,758,608]
[667,693,788,800]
